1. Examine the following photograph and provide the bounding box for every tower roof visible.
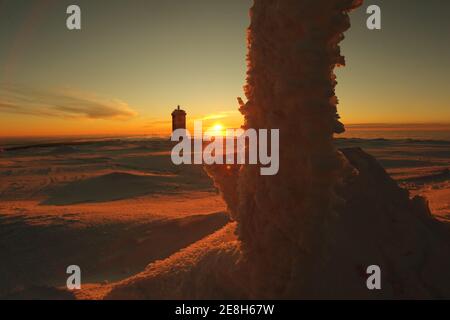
[172,105,186,116]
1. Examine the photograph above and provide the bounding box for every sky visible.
[0,0,449,137]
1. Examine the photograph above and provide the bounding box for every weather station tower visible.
[171,105,187,133]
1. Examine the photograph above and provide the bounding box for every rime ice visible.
[205,0,363,297]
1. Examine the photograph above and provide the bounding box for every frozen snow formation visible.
[208,0,367,297]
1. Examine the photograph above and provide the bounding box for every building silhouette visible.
[171,105,187,132]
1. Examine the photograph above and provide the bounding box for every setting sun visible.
[206,123,226,136]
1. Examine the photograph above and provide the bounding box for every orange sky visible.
[0,0,449,138]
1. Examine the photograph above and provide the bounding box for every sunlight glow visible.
[206,123,226,137]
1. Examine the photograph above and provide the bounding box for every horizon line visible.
[1,122,450,140]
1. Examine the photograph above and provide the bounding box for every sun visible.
[207,123,226,137]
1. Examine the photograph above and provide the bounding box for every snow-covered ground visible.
[0,138,448,298]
